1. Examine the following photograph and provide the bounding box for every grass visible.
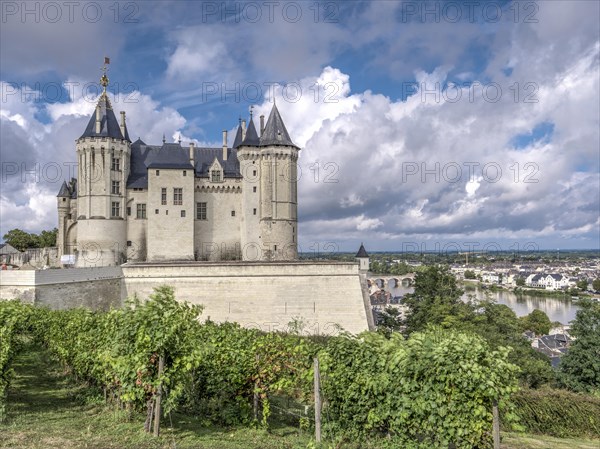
[1,343,598,449]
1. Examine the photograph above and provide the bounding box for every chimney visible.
[260,114,265,136]
[95,104,101,134]
[222,130,228,161]
[119,111,126,137]
[189,142,195,167]
[241,119,246,140]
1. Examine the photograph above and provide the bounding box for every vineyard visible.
[1,286,523,448]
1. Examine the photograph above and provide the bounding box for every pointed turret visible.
[356,243,369,258]
[241,118,260,146]
[356,243,369,272]
[232,122,244,149]
[79,93,130,141]
[57,181,70,197]
[259,103,297,148]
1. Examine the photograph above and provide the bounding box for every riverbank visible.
[461,281,592,300]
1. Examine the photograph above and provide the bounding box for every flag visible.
[104,56,110,65]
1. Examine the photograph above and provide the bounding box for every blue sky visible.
[1,1,599,252]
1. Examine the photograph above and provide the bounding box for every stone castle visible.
[1,64,375,335]
[57,69,299,266]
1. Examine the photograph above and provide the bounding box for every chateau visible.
[56,71,299,266]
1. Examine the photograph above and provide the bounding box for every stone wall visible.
[0,267,122,311]
[121,261,372,335]
[0,262,373,335]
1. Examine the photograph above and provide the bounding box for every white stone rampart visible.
[121,261,372,335]
[0,267,123,309]
[1,263,373,335]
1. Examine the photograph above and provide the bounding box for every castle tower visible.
[258,104,300,260]
[237,115,262,260]
[56,181,71,257]
[356,243,369,272]
[238,104,299,261]
[74,64,131,266]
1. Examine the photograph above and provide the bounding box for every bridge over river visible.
[368,273,416,288]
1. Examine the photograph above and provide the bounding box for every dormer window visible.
[211,170,222,182]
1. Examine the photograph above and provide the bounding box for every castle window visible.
[181,210,186,217]
[127,241,132,247]
[253,186,257,193]
[253,208,256,215]
[231,210,235,217]
[111,201,120,218]
[183,170,187,176]
[156,170,160,176]
[136,203,147,219]
[161,188,167,205]
[155,209,159,214]
[196,202,207,220]
[173,188,183,205]
[127,206,131,216]
[111,181,121,195]
[253,170,257,176]
[62,198,66,202]
[274,245,277,251]
[211,170,221,182]
[111,157,120,171]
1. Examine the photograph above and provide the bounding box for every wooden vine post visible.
[314,357,322,443]
[153,355,165,437]
[492,400,500,449]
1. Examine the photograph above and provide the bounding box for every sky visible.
[1,0,599,253]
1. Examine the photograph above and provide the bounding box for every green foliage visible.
[320,329,519,448]
[516,277,526,287]
[402,265,467,334]
[592,278,600,292]
[376,306,403,338]
[576,279,589,291]
[0,300,31,421]
[464,270,477,279]
[509,388,600,438]
[559,299,600,393]
[519,309,552,336]
[2,228,58,251]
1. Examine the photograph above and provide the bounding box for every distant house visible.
[0,243,19,255]
[482,272,501,284]
[0,243,20,265]
[526,273,570,290]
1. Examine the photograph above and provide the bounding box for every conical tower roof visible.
[356,243,369,258]
[259,103,297,148]
[240,118,260,146]
[232,122,244,148]
[57,181,70,197]
[79,92,127,141]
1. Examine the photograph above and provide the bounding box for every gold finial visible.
[100,56,110,93]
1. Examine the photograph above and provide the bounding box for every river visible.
[372,279,580,324]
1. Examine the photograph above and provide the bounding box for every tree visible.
[559,299,600,393]
[464,270,476,279]
[592,278,600,292]
[37,228,57,247]
[520,309,552,336]
[2,229,37,251]
[377,306,403,337]
[402,265,467,334]
[576,279,589,291]
[516,277,526,287]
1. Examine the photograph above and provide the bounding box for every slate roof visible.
[356,243,369,258]
[232,124,244,149]
[259,103,298,148]
[126,140,241,189]
[241,118,260,146]
[79,94,130,142]
[56,178,77,199]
